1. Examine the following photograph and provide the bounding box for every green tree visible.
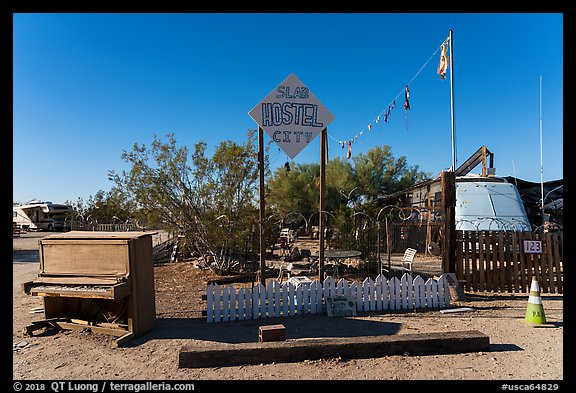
[353,145,430,213]
[267,145,428,219]
[266,144,430,242]
[267,157,356,223]
[326,157,356,211]
[267,162,319,223]
[108,131,263,272]
[66,191,134,226]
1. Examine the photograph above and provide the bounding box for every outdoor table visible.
[315,250,362,277]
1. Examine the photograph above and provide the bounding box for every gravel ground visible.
[12,232,564,384]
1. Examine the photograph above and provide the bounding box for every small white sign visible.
[248,73,335,159]
[326,296,357,317]
[523,240,543,254]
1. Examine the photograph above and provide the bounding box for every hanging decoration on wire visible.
[331,33,451,159]
[404,85,410,111]
[404,85,410,131]
[338,99,397,159]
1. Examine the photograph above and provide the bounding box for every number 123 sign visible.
[523,240,543,254]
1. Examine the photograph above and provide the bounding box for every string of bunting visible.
[331,34,451,159]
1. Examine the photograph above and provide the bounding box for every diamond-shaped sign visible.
[249,73,335,159]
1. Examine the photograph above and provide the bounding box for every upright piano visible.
[23,231,156,346]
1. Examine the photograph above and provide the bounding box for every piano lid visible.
[38,232,157,277]
[41,231,157,240]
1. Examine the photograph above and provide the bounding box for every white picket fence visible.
[206,273,451,323]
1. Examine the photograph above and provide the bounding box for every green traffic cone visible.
[525,277,546,324]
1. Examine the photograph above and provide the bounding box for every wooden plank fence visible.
[206,273,451,323]
[456,230,563,294]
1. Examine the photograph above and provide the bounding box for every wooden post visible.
[481,145,487,177]
[426,184,432,256]
[258,127,266,286]
[441,171,456,273]
[318,128,327,282]
[377,220,381,275]
[386,217,391,278]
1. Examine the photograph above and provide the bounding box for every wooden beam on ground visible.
[21,281,34,295]
[115,332,135,347]
[52,321,128,337]
[23,318,70,336]
[23,317,129,339]
[179,330,490,368]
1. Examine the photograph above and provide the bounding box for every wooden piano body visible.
[24,231,156,345]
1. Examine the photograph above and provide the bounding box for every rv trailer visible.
[13,200,73,231]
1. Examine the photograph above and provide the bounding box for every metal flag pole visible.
[449,29,457,171]
[539,75,545,214]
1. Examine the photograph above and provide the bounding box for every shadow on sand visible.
[129,314,402,346]
[12,249,40,263]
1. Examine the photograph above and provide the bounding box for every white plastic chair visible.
[400,248,417,275]
[381,247,417,278]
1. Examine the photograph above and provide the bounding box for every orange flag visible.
[437,41,449,80]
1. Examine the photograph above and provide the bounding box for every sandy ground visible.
[12,232,564,383]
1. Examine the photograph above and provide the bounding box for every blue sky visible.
[13,13,564,204]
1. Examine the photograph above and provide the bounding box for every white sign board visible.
[248,73,335,159]
[523,240,543,254]
[326,296,357,317]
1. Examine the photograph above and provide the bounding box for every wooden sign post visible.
[258,127,266,285]
[319,128,327,281]
[249,73,334,285]
[441,171,456,274]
